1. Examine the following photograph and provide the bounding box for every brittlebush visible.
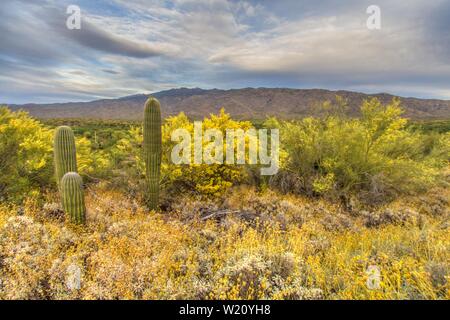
[116,109,254,196]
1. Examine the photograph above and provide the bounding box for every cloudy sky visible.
[1,0,449,104]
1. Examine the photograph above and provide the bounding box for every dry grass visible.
[0,186,448,300]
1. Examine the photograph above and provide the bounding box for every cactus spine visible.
[143,97,162,210]
[61,172,86,224]
[54,126,77,187]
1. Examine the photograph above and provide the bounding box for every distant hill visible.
[7,87,450,120]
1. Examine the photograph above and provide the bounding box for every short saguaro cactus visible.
[61,172,86,224]
[143,97,162,210]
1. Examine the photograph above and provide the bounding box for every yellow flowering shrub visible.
[0,107,53,202]
[117,109,255,196]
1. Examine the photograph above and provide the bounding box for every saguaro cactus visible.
[143,97,162,210]
[61,172,86,224]
[54,126,77,187]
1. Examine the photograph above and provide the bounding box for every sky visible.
[1,0,449,104]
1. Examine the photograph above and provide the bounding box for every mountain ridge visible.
[6,87,450,120]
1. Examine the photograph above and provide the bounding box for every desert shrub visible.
[163,110,256,196]
[272,98,449,202]
[0,186,448,300]
[0,215,53,299]
[116,109,254,197]
[75,136,111,180]
[0,107,53,202]
[0,107,112,202]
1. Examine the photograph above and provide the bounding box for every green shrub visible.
[271,98,449,202]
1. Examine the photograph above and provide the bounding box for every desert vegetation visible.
[0,97,449,300]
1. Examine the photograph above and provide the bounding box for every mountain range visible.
[7,88,450,120]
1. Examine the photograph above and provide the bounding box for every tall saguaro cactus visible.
[61,172,86,224]
[54,126,77,187]
[143,97,162,210]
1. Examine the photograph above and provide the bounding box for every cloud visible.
[1,0,450,103]
[423,1,450,63]
[207,1,450,98]
[209,16,416,73]
[50,14,171,58]
[102,69,120,74]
